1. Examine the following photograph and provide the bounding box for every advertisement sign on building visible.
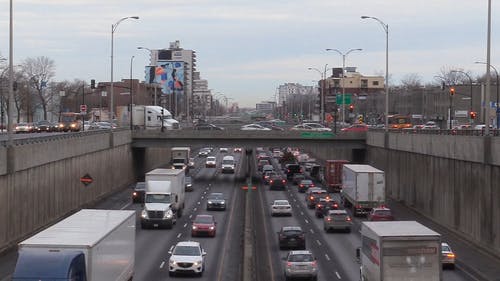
[144,61,185,95]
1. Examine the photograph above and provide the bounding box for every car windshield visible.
[283,229,302,235]
[274,201,289,205]
[173,245,201,256]
[332,214,348,221]
[374,210,392,216]
[288,254,314,262]
[207,157,216,161]
[145,194,171,204]
[222,160,233,165]
[135,182,146,190]
[301,180,312,184]
[172,159,185,164]
[442,245,451,252]
[208,194,223,200]
[194,216,213,224]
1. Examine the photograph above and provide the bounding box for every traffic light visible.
[358,115,364,123]
[470,111,476,119]
[450,87,455,96]
[349,105,354,113]
[90,79,96,89]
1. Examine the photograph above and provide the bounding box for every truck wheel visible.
[177,208,183,218]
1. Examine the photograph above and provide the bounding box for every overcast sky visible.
[0,0,498,107]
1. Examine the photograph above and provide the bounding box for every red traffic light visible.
[470,111,476,119]
[450,87,455,96]
[349,105,354,113]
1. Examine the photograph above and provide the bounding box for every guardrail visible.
[374,128,500,136]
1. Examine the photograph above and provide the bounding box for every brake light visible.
[310,196,314,200]
[447,253,455,258]
[311,184,315,187]
[287,262,292,267]
[287,169,290,173]
[311,260,317,267]
[327,217,331,221]
[270,180,273,184]
[300,184,304,187]
[356,204,362,209]
[133,192,137,196]
[346,216,352,221]
[282,180,286,183]
[326,196,331,200]
[333,203,338,208]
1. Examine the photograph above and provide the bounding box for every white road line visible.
[203,191,207,194]
[325,254,330,261]
[304,219,309,224]
[189,214,192,219]
[300,211,304,215]
[177,233,182,238]
[120,202,131,210]
[197,201,201,205]
[159,261,165,269]
[194,207,197,211]
[316,240,321,246]
[335,271,341,279]
[309,229,314,234]
[183,223,188,228]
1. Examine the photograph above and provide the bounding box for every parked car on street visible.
[277,226,306,250]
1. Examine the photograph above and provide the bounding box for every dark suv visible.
[277,226,306,250]
[269,175,287,190]
[306,189,330,209]
[285,164,302,179]
[315,199,339,218]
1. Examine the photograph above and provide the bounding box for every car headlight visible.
[164,209,173,219]
[221,201,225,204]
[192,225,197,230]
[209,226,215,230]
[186,184,192,187]
[169,259,176,265]
[208,201,213,204]
[141,209,148,219]
[193,260,202,266]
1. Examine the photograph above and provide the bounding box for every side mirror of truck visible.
[202,250,207,256]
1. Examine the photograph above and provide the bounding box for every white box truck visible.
[358,221,442,281]
[141,168,186,229]
[12,209,135,281]
[341,164,385,216]
[171,147,191,170]
[132,105,180,130]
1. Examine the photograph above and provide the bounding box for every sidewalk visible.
[388,198,500,281]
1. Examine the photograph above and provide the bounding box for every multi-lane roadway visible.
[0,146,481,280]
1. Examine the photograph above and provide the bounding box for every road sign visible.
[300,132,335,139]
[80,174,93,186]
[80,104,87,112]
[336,94,352,105]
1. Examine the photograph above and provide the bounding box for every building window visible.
[361,79,368,88]
[373,81,379,86]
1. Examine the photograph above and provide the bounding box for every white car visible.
[240,124,271,131]
[302,123,332,132]
[271,199,292,216]
[423,121,439,130]
[219,147,228,153]
[205,156,216,168]
[168,241,206,277]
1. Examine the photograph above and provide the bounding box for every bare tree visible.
[400,73,422,89]
[21,56,56,120]
[436,66,474,86]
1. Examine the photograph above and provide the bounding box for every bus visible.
[387,114,412,129]
[59,112,82,132]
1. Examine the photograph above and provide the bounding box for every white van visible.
[221,156,235,174]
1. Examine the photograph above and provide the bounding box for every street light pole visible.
[130,55,134,130]
[326,48,362,124]
[361,16,389,132]
[476,61,499,128]
[110,16,139,126]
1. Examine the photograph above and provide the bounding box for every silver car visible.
[323,209,353,233]
[283,250,318,281]
[271,199,292,216]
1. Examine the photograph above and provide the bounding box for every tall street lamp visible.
[326,48,362,124]
[308,64,328,123]
[361,16,389,132]
[475,61,499,128]
[450,70,473,124]
[130,55,135,130]
[110,16,139,126]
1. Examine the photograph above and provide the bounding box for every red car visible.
[367,207,394,221]
[191,214,217,237]
[341,124,368,132]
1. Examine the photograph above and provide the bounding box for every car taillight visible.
[287,262,292,267]
[287,169,290,173]
[333,203,338,208]
[282,180,286,183]
[311,260,317,267]
[311,184,315,187]
[310,196,314,200]
[447,253,455,258]
[133,192,137,196]
[317,204,322,208]
[346,216,352,221]
[326,196,331,200]
[327,217,332,221]
[300,184,304,187]
[270,180,273,184]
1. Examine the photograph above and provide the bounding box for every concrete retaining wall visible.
[0,130,137,252]
[367,131,500,257]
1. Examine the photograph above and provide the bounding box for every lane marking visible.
[325,254,330,261]
[305,219,309,224]
[159,261,165,269]
[177,233,182,238]
[300,211,304,215]
[309,229,314,234]
[120,202,131,210]
[189,214,192,219]
[197,201,201,205]
[316,239,321,246]
[256,186,277,281]
[194,207,197,211]
[183,223,188,228]
[201,196,204,199]
[335,271,341,279]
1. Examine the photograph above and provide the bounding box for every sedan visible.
[233,147,242,152]
[194,123,224,130]
[206,192,226,211]
[132,182,146,203]
[198,149,210,157]
[205,156,216,168]
[367,207,395,221]
[298,179,314,192]
[35,120,52,132]
[271,199,292,216]
[219,147,228,153]
[277,226,306,250]
[15,123,34,133]
[441,242,456,269]
[240,124,271,131]
[191,214,217,237]
[340,124,368,132]
[315,199,339,218]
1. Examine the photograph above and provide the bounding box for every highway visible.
[0,146,478,280]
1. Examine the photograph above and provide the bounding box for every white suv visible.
[168,241,206,277]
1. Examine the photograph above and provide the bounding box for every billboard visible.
[144,61,184,95]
